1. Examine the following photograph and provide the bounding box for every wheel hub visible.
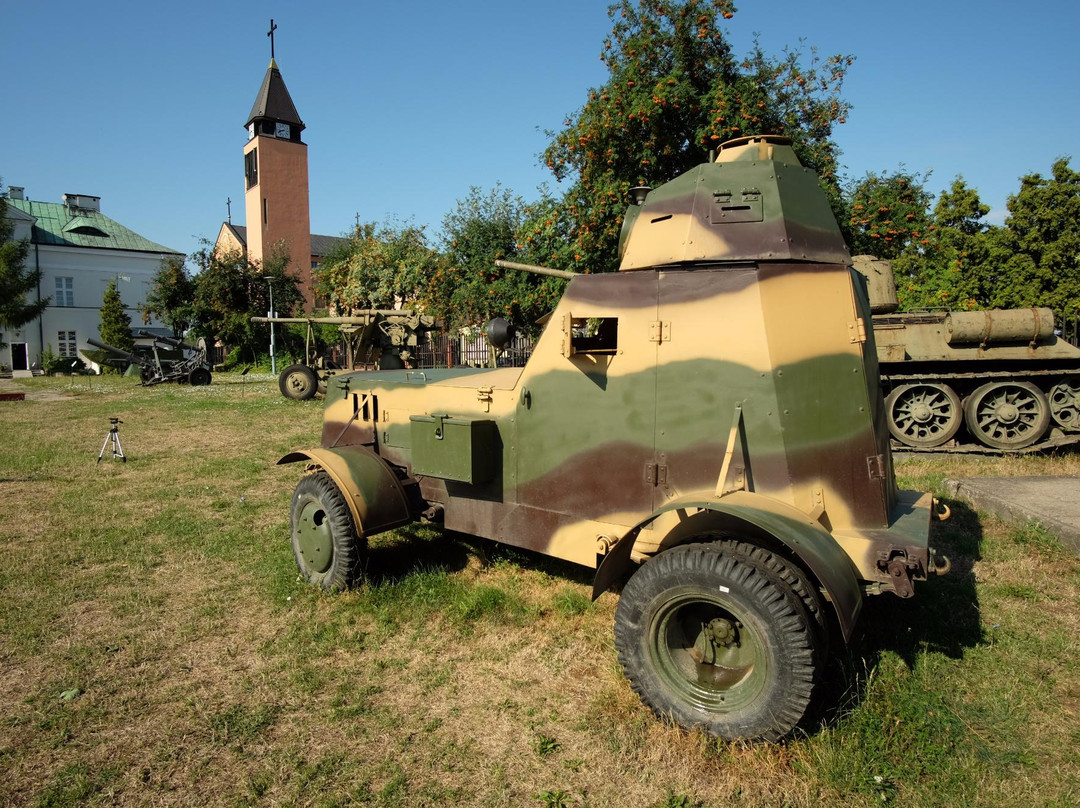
[296,501,333,572]
[911,402,933,423]
[995,402,1020,424]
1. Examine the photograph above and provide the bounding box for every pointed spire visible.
[245,61,304,131]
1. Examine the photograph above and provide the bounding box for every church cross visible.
[267,19,278,59]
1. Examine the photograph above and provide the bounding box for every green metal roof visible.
[6,198,181,254]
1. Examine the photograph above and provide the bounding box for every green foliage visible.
[316,220,439,312]
[0,185,49,347]
[98,278,134,352]
[190,243,301,357]
[425,185,564,333]
[849,158,1080,317]
[989,157,1080,314]
[40,344,86,375]
[141,254,195,336]
[539,0,854,273]
[846,169,933,261]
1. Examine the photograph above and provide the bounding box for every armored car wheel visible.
[884,383,962,448]
[290,472,365,590]
[614,543,818,741]
[964,381,1050,450]
[188,367,211,386]
[279,364,319,400]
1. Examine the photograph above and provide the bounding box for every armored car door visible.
[503,271,660,566]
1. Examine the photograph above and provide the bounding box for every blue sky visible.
[3,0,1077,263]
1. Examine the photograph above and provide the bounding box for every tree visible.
[141,255,196,337]
[99,278,134,352]
[424,185,564,333]
[315,220,439,312]
[540,0,854,273]
[845,169,933,261]
[989,157,1080,314]
[0,186,49,348]
[190,242,302,360]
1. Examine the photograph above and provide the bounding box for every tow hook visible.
[930,547,951,576]
[932,497,951,522]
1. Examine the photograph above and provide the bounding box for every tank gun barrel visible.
[494,260,578,281]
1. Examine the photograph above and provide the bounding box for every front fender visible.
[279,446,414,537]
[593,490,864,642]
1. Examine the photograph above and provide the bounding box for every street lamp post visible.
[262,276,276,375]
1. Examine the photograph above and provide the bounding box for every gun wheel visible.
[614,543,818,741]
[188,367,211,386]
[884,383,961,447]
[279,364,319,400]
[290,472,365,590]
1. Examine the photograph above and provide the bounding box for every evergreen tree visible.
[99,278,134,352]
[0,187,49,348]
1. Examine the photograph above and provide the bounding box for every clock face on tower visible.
[275,122,291,139]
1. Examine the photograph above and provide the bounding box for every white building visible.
[1,187,182,372]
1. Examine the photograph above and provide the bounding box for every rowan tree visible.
[541,0,854,273]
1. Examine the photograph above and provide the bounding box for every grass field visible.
[1,374,1078,807]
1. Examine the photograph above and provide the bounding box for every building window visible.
[55,277,74,307]
[245,148,258,188]
[58,331,77,358]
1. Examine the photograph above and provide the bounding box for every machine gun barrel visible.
[494,260,578,280]
[87,338,153,367]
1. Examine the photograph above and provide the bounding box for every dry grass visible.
[1,374,1079,807]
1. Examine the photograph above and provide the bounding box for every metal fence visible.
[413,332,535,369]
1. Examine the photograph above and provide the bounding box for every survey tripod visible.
[97,417,126,463]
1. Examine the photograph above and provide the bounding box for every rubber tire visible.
[290,472,365,590]
[188,367,212,386]
[279,364,319,400]
[614,543,818,741]
[964,380,1050,450]
[884,383,962,448]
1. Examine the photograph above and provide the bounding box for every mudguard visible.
[279,446,414,537]
[594,490,864,642]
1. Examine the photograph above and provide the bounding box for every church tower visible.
[242,26,312,307]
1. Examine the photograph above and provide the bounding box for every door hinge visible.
[644,462,668,486]
[476,386,493,412]
[867,454,887,480]
[649,320,671,343]
[848,317,868,344]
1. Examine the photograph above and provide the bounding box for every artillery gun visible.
[855,255,1080,452]
[277,135,947,741]
[251,311,437,400]
[87,332,211,386]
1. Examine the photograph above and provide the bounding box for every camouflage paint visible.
[286,135,937,634]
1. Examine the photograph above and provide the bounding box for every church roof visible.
[6,198,181,254]
[221,224,346,258]
[245,59,304,130]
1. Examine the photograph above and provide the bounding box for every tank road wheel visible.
[614,543,818,741]
[964,381,1051,450]
[884,383,962,448]
[187,367,211,386]
[279,364,319,401]
[1049,379,1080,430]
[290,472,366,590]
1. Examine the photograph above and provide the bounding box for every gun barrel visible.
[87,338,149,366]
[495,260,578,280]
[251,312,412,325]
[135,331,189,350]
